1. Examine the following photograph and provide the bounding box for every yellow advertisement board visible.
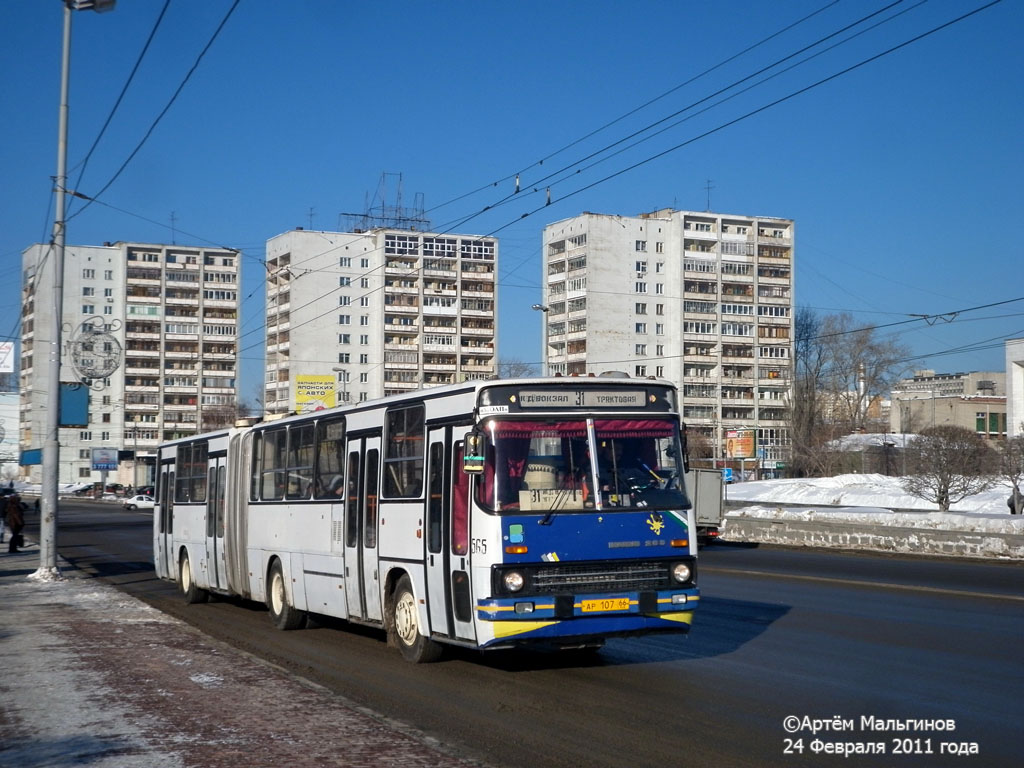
[295,375,336,413]
[725,428,756,459]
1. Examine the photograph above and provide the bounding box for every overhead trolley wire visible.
[67,0,241,222]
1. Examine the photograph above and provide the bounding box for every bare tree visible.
[201,400,257,431]
[997,433,1024,514]
[788,309,911,477]
[497,358,538,378]
[901,426,997,512]
[819,313,910,432]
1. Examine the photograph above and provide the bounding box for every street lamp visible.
[331,366,348,405]
[39,0,116,578]
[531,304,549,377]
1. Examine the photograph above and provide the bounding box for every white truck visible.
[685,468,724,546]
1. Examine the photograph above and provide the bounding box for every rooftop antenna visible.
[169,210,177,245]
[307,206,315,230]
[704,179,714,212]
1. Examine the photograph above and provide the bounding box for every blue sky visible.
[2,0,1021,405]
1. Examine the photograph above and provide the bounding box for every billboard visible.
[91,447,119,471]
[0,342,13,373]
[295,375,336,413]
[725,428,756,460]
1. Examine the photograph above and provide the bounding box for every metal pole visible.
[39,4,73,578]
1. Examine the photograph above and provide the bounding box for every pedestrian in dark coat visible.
[5,493,24,552]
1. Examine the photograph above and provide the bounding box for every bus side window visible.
[345,452,359,548]
[427,442,444,554]
[365,449,379,549]
[452,442,468,556]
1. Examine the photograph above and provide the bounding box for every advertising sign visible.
[91,447,119,471]
[0,342,13,374]
[725,428,756,459]
[295,375,336,413]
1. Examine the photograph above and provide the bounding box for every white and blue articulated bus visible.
[153,375,699,662]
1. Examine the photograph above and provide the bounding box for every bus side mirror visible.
[463,433,484,474]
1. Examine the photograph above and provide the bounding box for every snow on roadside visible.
[723,474,1024,534]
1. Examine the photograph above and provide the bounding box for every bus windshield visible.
[477,417,690,513]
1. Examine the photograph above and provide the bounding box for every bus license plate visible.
[581,597,631,613]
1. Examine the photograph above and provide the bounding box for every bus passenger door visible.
[155,463,174,580]
[205,456,228,592]
[343,434,383,623]
[425,427,476,642]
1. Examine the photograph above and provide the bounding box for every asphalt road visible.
[27,500,1024,768]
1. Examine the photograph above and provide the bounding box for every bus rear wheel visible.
[389,575,442,663]
[267,560,306,630]
[179,551,208,604]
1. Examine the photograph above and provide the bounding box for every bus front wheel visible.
[389,575,442,663]
[179,551,208,604]
[267,560,306,630]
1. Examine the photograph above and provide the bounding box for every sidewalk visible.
[0,540,482,768]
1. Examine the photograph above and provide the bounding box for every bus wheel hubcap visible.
[396,592,417,646]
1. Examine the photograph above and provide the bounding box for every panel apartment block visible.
[540,209,793,465]
[264,228,497,415]
[20,242,240,485]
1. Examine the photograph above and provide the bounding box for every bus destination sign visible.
[518,389,647,408]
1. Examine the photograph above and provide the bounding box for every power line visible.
[67,0,171,206]
[67,0,241,221]
[479,0,1005,239]
[423,0,842,218]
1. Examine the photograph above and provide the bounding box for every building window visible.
[360,354,369,363]
[361,278,369,288]
[83,269,95,279]
[635,282,647,293]
[339,334,351,344]
[338,353,350,363]
[635,344,647,356]
[360,258,369,268]
[635,303,647,315]
[340,277,351,287]
[635,261,647,273]
[635,365,647,376]
[656,304,664,315]
[655,242,664,254]
[635,241,647,252]
[340,257,351,267]
[80,431,92,441]
[82,305,94,314]
[635,323,647,333]
[360,335,369,345]
[656,323,664,335]
[339,315,351,325]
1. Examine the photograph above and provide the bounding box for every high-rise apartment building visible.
[540,209,794,467]
[20,242,240,485]
[264,228,497,415]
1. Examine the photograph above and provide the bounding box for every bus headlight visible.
[503,570,525,592]
[671,562,692,584]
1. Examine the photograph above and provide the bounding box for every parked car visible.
[122,494,155,511]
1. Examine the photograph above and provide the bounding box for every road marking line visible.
[701,566,1024,602]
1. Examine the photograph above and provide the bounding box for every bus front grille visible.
[531,561,668,594]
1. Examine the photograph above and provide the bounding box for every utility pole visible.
[39,0,116,579]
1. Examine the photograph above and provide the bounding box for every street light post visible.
[39,0,115,578]
[531,304,549,376]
